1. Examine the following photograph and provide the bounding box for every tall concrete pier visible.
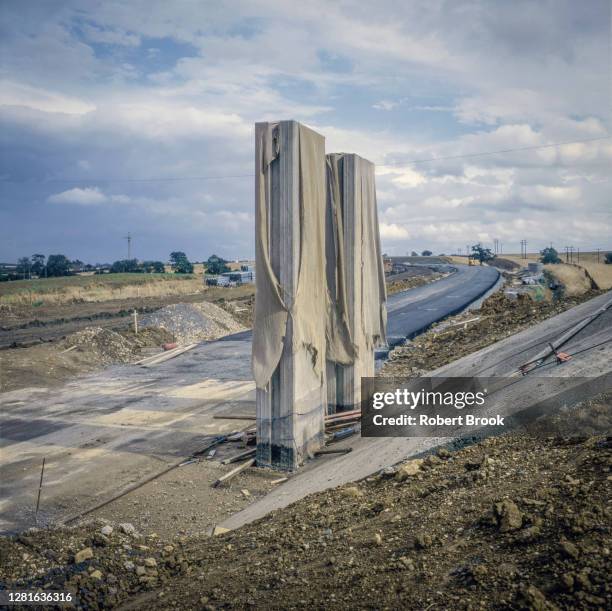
[252,121,327,470]
[326,153,387,413]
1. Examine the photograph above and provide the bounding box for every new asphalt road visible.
[386,264,500,345]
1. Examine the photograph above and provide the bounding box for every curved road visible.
[386,264,499,346]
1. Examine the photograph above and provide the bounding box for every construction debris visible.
[382,290,605,377]
[212,458,256,488]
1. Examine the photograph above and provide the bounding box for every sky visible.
[0,0,610,263]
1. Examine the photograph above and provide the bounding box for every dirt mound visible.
[492,257,521,271]
[140,302,244,344]
[386,271,446,296]
[1,418,610,609]
[64,327,135,365]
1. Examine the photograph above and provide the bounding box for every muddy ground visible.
[381,290,606,377]
[1,393,609,610]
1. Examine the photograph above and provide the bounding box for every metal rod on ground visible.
[329,427,356,441]
[212,458,255,488]
[516,298,612,375]
[221,448,256,465]
[35,457,46,525]
[213,415,257,420]
[315,447,353,456]
[63,436,228,525]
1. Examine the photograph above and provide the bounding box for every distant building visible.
[205,265,255,287]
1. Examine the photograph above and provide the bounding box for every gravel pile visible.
[140,302,244,345]
[64,327,135,364]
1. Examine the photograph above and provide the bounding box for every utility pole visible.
[596,248,601,263]
[577,247,580,263]
[124,232,132,260]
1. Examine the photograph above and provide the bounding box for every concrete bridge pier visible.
[253,120,327,470]
[326,153,386,414]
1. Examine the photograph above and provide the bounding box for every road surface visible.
[386,264,499,345]
[0,265,500,532]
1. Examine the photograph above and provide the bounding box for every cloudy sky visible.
[0,0,610,263]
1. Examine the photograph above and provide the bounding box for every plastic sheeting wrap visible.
[252,122,328,390]
[359,157,387,351]
[326,153,386,362]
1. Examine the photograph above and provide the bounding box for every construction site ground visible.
[1,275,610,609]
[0,289,254,393]
[1,398,610,610]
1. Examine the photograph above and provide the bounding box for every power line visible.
[0,135,608,184]
[380,135,610,167]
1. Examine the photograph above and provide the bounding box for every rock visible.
[119,523,136,535]
[241,489,251,497]
[144,558,157,568]
[494,500,523,532]
[90,570,102,580]
[424,455,442,468]
[100,525,113,536]
[123,561,134,571]
[521,585,559,611]
[339,486,363,499]
[560,573,574,591]
[93,534,109,547]
[395,459,424,482]
[135,566,146,576]
[517,525,541,542]
[575,571,590,589]
[74,547,93,563]
[379,466,397,478]
[373,533,382,546]
[213,526,230,536]
[437,448,451,459]
[415,534,432,549]
[559,539,579,559]
[398,556,414,569]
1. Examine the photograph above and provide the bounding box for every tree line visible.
[3,252,233,281]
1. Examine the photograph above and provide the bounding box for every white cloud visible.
[48,187,108,205]
[373,100,399,111]
[47,188,133,206]
[0,81,95,115]
[379,223,410,240]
